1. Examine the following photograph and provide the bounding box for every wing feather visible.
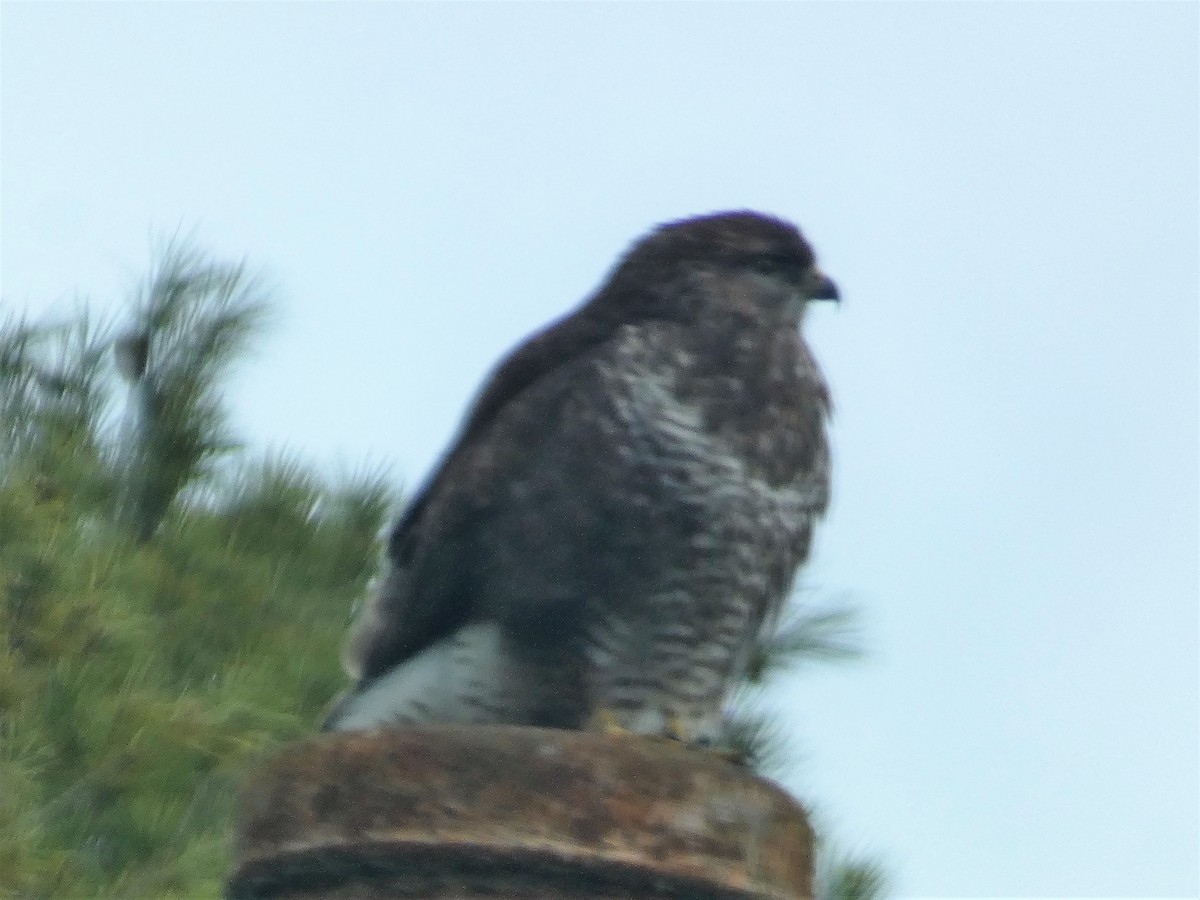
[344,307,627,683]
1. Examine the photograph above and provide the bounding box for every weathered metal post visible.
[226,726,813,899]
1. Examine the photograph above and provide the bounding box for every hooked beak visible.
[804,267,840,303]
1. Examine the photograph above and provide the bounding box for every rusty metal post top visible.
[227,725,813,899]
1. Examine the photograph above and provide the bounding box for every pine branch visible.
[115,238,272,540]
[0,309,116,502]
[816,851,889,900]
[746,601,865,685]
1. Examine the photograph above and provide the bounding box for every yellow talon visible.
[663,713,689,743]
[588,708,632,737]
[588,710,739,762]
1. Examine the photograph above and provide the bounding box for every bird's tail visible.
[322,622,540,732]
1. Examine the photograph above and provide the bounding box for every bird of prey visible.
[322,210,838,746]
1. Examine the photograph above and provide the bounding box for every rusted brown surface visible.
[226,726,812,899]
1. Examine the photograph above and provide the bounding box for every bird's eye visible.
[748,255,789,279]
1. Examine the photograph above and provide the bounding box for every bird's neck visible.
[668,319,830,488]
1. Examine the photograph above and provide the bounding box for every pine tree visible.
[1,244,384,896]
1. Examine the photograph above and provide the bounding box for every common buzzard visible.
[323,210,838,745]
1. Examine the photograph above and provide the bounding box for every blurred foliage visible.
[816,844,890,900]
[731,599,885,900]
[1,246,392,897]
[112,241,271,541]
[1,242,883,898]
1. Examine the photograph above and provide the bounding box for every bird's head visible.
[595,210,839,326]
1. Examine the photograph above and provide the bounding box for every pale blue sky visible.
[3,3,1197,897]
